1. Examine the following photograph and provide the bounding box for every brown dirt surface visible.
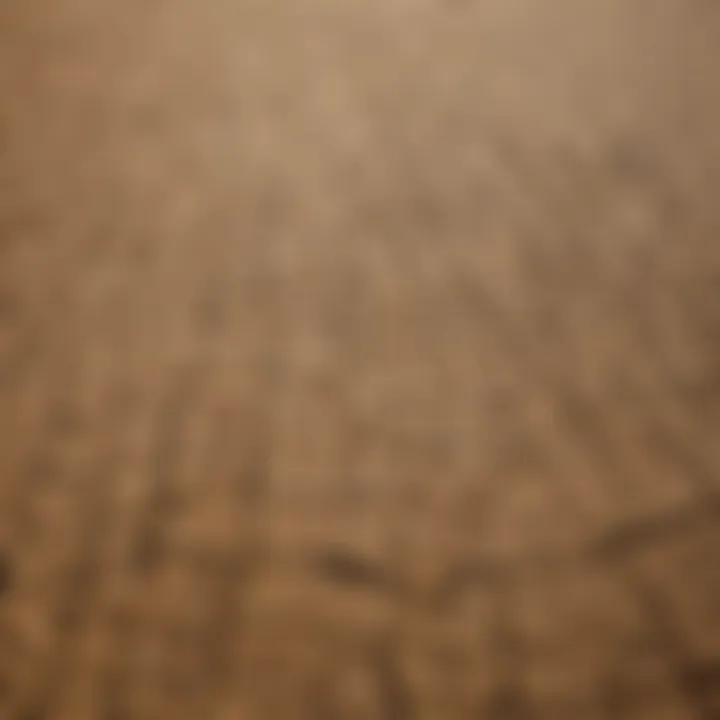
[0,1,719,718]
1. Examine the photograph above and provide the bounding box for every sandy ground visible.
[0,0,719,717]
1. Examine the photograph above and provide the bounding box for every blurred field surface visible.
[0,0,719,718]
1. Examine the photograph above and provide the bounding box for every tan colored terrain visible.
[0,0,719,717]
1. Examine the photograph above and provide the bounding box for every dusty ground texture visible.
[0,0,719,718]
